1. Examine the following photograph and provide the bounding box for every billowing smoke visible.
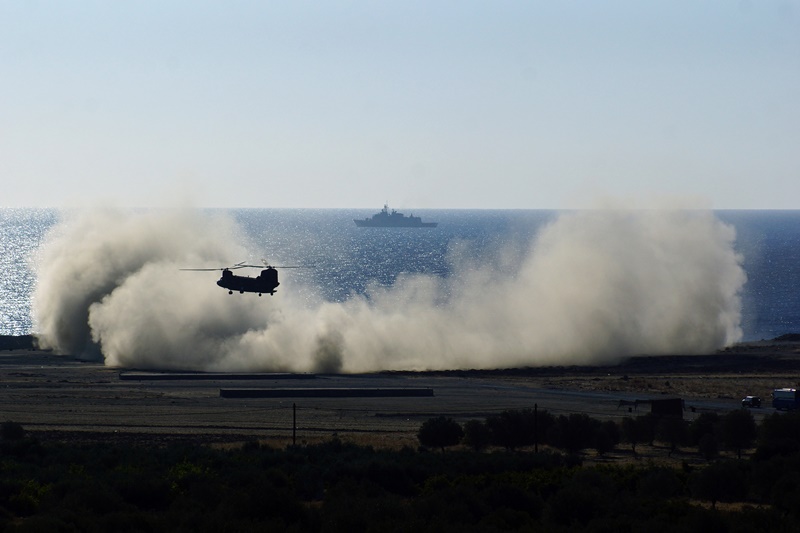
[32,207,745,372]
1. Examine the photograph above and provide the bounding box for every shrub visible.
[721,408,757,459]
[655,417,688,456]
[620,417,643,455]
[689,412,720,446]
[547,413,598,454]
[756,411,800,459]
[698,433,719,461]
[688,460,747,509]
[418,416,464,451]
[486,408,552,451]
[593,426,615,456]
[462,420,491,452]
[0,421,25,441]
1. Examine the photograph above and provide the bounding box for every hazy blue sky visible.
[2,1,798,209]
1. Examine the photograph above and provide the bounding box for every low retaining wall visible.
[219,388,434,398]
[119,372,315,381]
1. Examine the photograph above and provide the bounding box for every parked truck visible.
[772,388,799,410]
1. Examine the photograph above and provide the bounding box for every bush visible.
[755,411,800,459]
[620,417,643,455]
[462,420,491,452]
[689,412,720,446]
[486,410,531,451]
[547,413,599,454]
[418,416,464,451]
[655,417,688,456]
[486,409,552,451]
[721,409,757,459]
[688,460,747,509]
[697,433,719,461]
[0,421,25,441]
[637,467,683,499]
[593,426,615,456]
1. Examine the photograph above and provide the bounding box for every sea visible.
[1,208,799,342]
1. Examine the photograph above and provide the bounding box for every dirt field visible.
[1,339,799,449]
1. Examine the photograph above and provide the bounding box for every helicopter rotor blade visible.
[180,261,315,271]
[180,261,250,271]
[260,265,312,269]
[258,259,312,268]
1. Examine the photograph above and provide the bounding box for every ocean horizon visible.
[2,208,799,348]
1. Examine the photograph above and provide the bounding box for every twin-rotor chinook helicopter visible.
[180,261,303,296]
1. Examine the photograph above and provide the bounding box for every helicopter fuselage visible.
[217,267,279,296]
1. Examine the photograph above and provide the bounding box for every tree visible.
[756,411,800,459]
[462,420,491,452]
[620,417,642,455]
[485,409,545,451]
[0,420,25,441]
[771,473,800,517]
[655,417,688,457]
[418,416,464,451]
[689,460,747,509]
[593,426,614,456]
[721,409,757,459]
[548,414,597,454]
[637,413,658,446]
[600,420,620,447]
[485,411,520,450]
[689,412,720,446]
[697,433,719,461]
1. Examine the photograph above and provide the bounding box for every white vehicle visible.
[741,395,761,408]
[772,388,799,410]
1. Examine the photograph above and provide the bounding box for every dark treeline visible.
[0,410,799,532]
[419,407,762,460]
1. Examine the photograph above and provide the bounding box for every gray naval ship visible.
[354,204,438,228]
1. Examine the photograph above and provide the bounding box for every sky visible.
[1,1,799,209]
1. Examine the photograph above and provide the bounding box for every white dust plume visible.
[32,207,745,372]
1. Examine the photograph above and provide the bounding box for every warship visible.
[354,204,438,228]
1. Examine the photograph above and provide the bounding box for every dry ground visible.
[1,339,798,454]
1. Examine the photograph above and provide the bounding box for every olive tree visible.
[722,408,757,459]
[417,416,464,451]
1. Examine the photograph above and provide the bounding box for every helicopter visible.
[180,261,302,296]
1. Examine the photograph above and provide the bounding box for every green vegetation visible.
[0,410,798,531]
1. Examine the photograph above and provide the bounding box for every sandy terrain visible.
[1,339,798,449]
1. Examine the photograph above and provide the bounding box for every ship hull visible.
[354,220,438,228]
[354,204,438,228]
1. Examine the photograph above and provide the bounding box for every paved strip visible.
[120,372,315,381]
[220,388,435,398]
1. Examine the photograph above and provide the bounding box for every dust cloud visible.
[32,207,745,372]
